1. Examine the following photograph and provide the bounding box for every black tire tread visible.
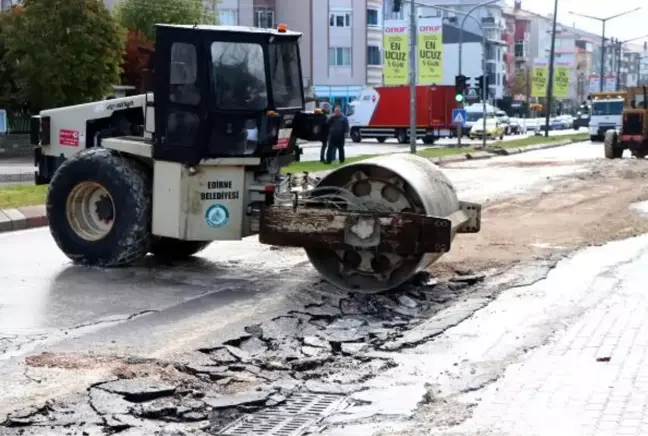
[47,148,152,267]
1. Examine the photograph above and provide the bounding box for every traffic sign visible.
[452,108,467,125]
[467,88,478,98]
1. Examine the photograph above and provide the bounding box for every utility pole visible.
[544,0,558,138]
[409,0,417,154]
[456,0,500,147]
[569,8,641,92]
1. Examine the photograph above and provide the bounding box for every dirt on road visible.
[432,157,648,276]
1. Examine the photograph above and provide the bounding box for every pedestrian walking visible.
[319,102,331,163]
[325,105,349,164]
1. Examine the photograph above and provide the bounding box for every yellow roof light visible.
[277,24,287,32]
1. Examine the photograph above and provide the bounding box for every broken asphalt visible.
[1,140,641,436]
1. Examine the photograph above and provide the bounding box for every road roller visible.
[30,23,481,293]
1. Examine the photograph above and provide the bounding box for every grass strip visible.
[284,132,589,173]
[0,184,48,209]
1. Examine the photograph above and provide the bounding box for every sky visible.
[515,0,648,49]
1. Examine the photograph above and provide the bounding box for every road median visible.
[284,132,589,174]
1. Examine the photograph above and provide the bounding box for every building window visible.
[329,47,351,66]
[514,41,525,57]
[254,8,275,28]
[330,12,352,28]
[367,9,379,26]
[218,9,238,25]
[367,46,381,65]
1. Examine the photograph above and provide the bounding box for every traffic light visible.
[392,0,402,12]
[454,75,467,103]
[475,75,488,97]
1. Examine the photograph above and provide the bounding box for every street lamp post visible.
[613,34,648,90]
[420,3,492,149]
[544,0,558,137]
[407,0,497,150]
[456,0,500,146]
[408,0,417,153]
[569,8,641,92]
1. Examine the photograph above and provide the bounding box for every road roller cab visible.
[604,87,648,159]
[34,24,482,293]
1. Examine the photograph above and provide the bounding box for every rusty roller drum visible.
[305,153,461,293]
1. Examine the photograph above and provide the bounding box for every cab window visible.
[169,42,200,106]
[211,41,268,111]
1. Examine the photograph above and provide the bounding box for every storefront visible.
[313,86,363,114]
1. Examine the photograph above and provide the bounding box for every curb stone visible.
[484,139,576,156]
[0,172,35,183]
[0,205,47,233]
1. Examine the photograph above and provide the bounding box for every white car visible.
[508,118,527,135]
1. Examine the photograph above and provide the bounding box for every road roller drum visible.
[259,154,481,293]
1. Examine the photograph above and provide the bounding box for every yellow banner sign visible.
[417,19,443,85]
[531,62,548,98]
[383,20,408,85]
[553,65,570,99]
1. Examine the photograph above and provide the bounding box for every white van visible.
[588,97,624,142]
[462,103,497,136]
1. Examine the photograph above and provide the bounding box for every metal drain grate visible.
[265,392,346,417]
[218,413,316,436]
[217,393,348,436]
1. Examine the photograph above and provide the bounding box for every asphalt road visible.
[0,140,601,420]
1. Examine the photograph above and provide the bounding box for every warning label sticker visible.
[59,129,80,147]
[273,128,292,150]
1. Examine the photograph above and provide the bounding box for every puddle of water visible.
[630,200,648,217]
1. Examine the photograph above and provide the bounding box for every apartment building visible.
[502,2,531,101]
[209,0,384,109]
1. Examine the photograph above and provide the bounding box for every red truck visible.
[346,85,459,144]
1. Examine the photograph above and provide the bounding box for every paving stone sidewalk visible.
[453,258,648,436]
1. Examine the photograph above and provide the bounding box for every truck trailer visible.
[346,85,458,145]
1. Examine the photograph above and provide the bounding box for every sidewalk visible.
[454,240,648,436]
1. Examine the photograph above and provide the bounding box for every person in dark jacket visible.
[319,102,331,163]
[325,105,349,164]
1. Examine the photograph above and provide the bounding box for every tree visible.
[121,29,153,91]
[3,0,124,112]
[508,69,530,98]
[115,0,219,41]
[0,5,25,110]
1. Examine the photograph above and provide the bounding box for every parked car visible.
[470,118,505,140]
[495,110,512,135]
[573,111,590,130]
[508,118,527,135]
[524,118,540,134]
[560,115,575,129]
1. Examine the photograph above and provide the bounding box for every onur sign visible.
[383,20,408,85]
[417,19,443,85]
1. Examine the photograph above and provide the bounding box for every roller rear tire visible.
[46,148,152,266]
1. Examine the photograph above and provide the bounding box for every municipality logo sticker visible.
[205,204,230,228]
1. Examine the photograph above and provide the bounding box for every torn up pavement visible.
[0,268,520,436]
